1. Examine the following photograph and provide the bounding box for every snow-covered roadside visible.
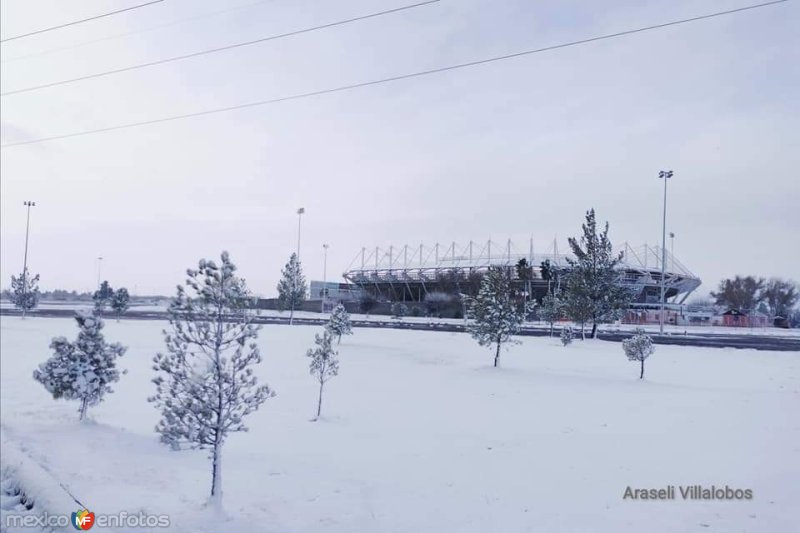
[0,434,79,533]
[1,316,798,532]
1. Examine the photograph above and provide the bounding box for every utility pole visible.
[658,170,673,334]
[21,201,35,318]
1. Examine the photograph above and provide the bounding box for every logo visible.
[71,509,94,530]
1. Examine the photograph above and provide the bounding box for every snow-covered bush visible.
[149,252,274,505]
[622,328,655,379]
[9,268,40,317]
[326,304,352,344]
[391,302,408,319]
[468,267,529,367]
[307,329,339,419]
[33,310,126,420]
[560,326,574,346]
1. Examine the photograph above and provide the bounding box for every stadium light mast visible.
[658,170,673,334]
[21,201,36,318]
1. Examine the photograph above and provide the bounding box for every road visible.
[2,308,799,352]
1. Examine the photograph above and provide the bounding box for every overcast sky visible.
[1,0,798,297]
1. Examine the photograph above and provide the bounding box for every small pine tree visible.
[93,281,114,314]
[560,326,574,346]
[539,291,565,337]
[149,252,274,506]
[277,253,307,325]
[468,267,529,367]
[307,329,339,419]
[10,268,40,318]
[326,303,352,343]
[110,287,130,321]
[33,311,126,420]
[622,328,655,379]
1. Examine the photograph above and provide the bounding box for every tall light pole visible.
[96,256,103,290]
[321,243,329,312]
[658,170,673,334]
[290,207,305,325]
[669,232,675,272]
[296,207,305,260]
[21,201,35,318]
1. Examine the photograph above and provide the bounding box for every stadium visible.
[336,240,701,312]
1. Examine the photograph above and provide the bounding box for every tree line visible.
[710,276,798,318]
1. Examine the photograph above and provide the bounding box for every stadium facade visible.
[340,240,701,307]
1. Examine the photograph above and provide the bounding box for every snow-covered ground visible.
[1,316,798,532]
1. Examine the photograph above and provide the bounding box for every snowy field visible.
[1,316,799,532]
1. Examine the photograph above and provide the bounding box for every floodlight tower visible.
[658,170,673,334]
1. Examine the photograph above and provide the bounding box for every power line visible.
[1,0,278,65]
[1,0,788,149]
[1,0,442,96]
[1,0,166,43]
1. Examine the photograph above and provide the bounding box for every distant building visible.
[309,281,363,302]
[343,241,702,306]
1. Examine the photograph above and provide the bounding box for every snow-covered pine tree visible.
[277,253,307,325]
[33,310,126,421]
[326,303,352,343]
[565,209,632,338]
[539,291,565,337]
[110,287,130,321]
[307,329,339,419]
[563,276,593,340]
[10,268,40,318]
[622,328,655,379]
[468,266,529,367]
[93,281,114,315]
[560,325,574,346]
[149,252,274,506]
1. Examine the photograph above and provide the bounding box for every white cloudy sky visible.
[1,0,798,296]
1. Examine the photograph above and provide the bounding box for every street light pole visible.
[658,170,673,334]
[321,243,329,313]
[21,201,35,318]
[291,207,305,325]
[296,207,305,260]
[97,256,103,290]
[669,232,675,272]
